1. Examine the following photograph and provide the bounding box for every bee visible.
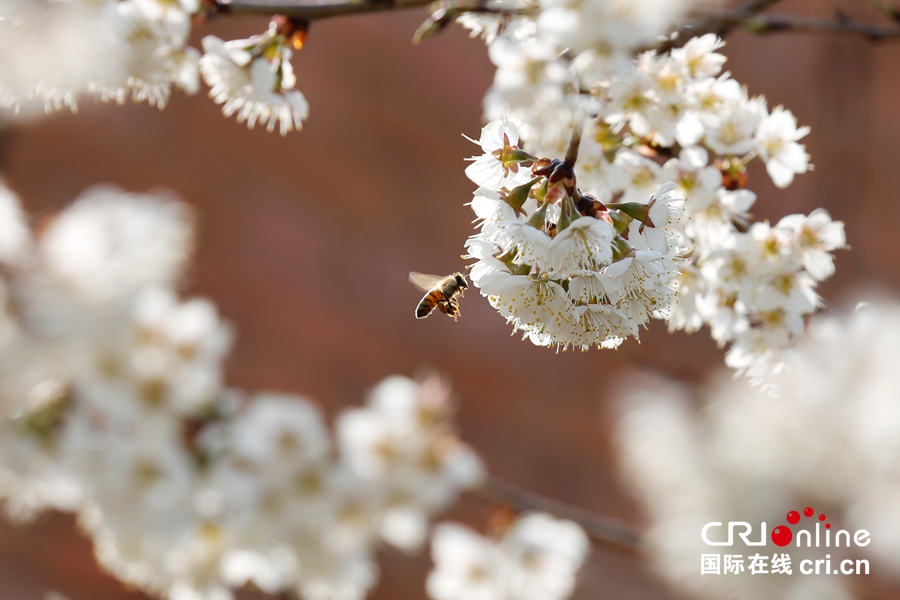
[409,272,468,321]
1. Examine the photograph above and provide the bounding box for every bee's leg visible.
[448,298,460,321]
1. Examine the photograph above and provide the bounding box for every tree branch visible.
[469,475,643,554]
[657,0,900,51]
[215,0,435,21]
[729,0,785,16]
[650,0,785,51]
[215,0,900,45]
[738,12,900,41]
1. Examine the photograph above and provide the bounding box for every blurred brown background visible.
[0,0,898,598]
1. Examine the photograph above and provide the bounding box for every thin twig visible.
[469,475,643,554]
[653,0,787,52]
[656,0,900,51]
[216,0,435,21]
[738,13,900,41]
[708,0,786,37]
[729,0,785,17]
[216,0,900,45]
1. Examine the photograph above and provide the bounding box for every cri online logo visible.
[702,506,871,549]
[770,506,869,548]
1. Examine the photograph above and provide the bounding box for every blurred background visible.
[0,0,898,598]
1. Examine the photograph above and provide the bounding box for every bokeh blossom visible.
[614,299,900,599]
[0,182,484,600]
[427,512,590,600]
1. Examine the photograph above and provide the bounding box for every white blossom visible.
[92,0,200,108]
[200,35,309,136]
[0,185,485,600]
[464,24,838,374]
[465,119,533,190]
[0,181,32,265]
[754,105,811,188]
[427,512,589,600]
[615,300,900,599]
[464,125,687,350]
[39,186,194,304]
[0,0,125,117]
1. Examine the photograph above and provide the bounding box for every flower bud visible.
[527,201,550,229]
[611,236,634,262]
[608,209,631,233]
[556,194,579,233]
[502,177,541,217]
[606,201,655,227]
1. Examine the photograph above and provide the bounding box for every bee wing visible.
[409,272,445,293]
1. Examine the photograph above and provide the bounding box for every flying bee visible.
[409,272,468,321]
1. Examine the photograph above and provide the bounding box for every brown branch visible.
[469,475,643,554]
[215,0,900,44]
[738,12,900,41]
[653,0,787,52]
[215,0,435,21]
[656,0,900,52]
[728,0,785,16]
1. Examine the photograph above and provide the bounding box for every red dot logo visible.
[787,510,800,524]
[818,513,826,521]
[772,526,793,547]
[826,523,831,529]
[803,507,814,517]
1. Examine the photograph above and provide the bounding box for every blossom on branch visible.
[427,512,590,600]
[0,0,200,116]
[200,28,309,136]
[464,122,688,350]
[460,21,844,377]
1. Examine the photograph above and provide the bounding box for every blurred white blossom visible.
[0,0,199,117]
[39,186,194,304]
[91,0,200,108]
[614,299,900,599]
[0,1,320,133]
[0,182,484,600]
[427,512,590,600]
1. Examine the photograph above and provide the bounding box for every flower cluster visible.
[680,207,846,381]
[0,182,485,600]
[0,0,200,116]
[199,21,310,136]
[460,22,845,373]
[614,300,900,599]
[0,1,309,134]
[92,0,201,108]
[465,119,687,350]
[428,512,590,600]
[467,0,703,154]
